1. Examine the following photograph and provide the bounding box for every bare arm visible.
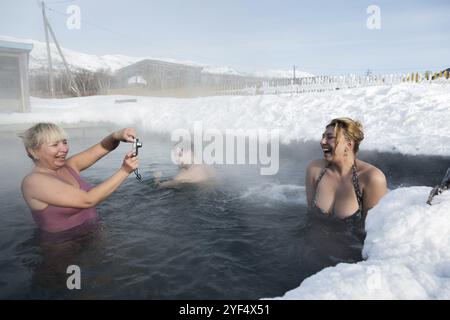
[66,128,136,173]
[305,160,321,208]
[157,179,183,189]
[155,166,215,189]
[22,151,138,210]
[362,168,388,216]
[155,170,196,189]
[152,171,181,189]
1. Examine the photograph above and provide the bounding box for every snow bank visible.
[268,187,450,299]
[2,81,450,156]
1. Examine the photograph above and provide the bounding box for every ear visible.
[347,140,354,151]
[27,147,38,161]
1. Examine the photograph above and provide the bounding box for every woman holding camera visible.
[21,122,139,233]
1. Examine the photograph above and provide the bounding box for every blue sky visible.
[1,0,449,74]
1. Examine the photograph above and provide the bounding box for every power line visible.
[42,3,214,65]
[45,6,127,37]
[46,0,76,5]
[40,3,447,75]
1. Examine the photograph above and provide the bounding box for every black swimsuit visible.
[305,163,366,268]
[311,163,364,224]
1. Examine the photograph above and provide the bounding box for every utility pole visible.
[45,20,81,97]
[293,65,296,81]
[41,1,55,98]
[41,1,81,97]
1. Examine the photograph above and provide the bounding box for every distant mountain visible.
[0,35,201,73]
[0,35,313,78]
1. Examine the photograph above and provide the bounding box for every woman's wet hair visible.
[21,123,68,161]
[326,118,364,153]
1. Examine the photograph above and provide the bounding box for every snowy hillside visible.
[0,35,202,72]
[0,35,312,77]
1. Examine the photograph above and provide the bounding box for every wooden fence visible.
[219,70,450,96]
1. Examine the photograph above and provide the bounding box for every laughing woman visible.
[305,117,387,225]
[21,123,139,233]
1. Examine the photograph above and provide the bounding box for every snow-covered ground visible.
[269,187,450,299]
[2,80,450,299]
[2,81,450,156]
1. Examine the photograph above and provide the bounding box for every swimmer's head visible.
[171,142,194,168]
[21,122,68,162]
[326,117,364,153]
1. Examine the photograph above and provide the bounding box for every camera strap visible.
[131,138,143,182]
[134,169,142,181]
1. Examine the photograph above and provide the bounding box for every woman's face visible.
[33,139,69,170]
[320,126,347,161]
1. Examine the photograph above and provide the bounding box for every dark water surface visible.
[1,128,449,299]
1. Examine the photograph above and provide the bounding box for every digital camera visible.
[132,138,143,156]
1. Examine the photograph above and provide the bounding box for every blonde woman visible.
[21,123,139,233]
[305,118,387,223]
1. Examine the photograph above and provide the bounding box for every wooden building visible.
[113,59,203,92]
[0,39,33,112]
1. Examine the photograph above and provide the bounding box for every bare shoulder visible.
[22,172,42,189]
[22,172,59,193]
[306,159,327,177]
[176,165,215,182]
[198,164,216,177]
[356,160,387,186]
[21,172,46,200]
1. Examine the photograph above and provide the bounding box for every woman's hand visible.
[121,151,139,174]
[71,129,136,172]
[113,128,137,143]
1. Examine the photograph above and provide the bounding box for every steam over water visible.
[1,129,449,299]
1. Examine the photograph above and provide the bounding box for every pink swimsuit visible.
[31,166,98,233]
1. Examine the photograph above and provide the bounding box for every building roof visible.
[115,58,203,75]
[0,39,33,52]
